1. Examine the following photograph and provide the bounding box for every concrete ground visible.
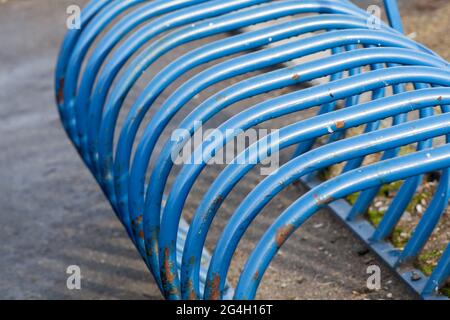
[0,0,447,300]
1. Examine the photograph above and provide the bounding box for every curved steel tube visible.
[55,0,450,300]
[235,143,450,299]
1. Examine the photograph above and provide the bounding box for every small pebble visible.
[296,277,305,284]
[416,204,424,214]
[403,211,413,222]
[411,271,422,282]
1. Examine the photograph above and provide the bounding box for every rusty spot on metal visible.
[161,246,180,297]
[138,230,144,239]
[335,120,345,129]
[437,96,443,101]
[132,214,143,226]
[253,271,259,281]
[186,279,197,300]
[56,77,65,104]
[145,229,159,257]
[316,195,334,206]
[212,195,223,210]
[292,73,300,81]
[275,224,295,248]
[207,273,221,300]
[162,248,176,287]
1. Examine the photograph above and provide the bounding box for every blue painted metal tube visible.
[326,44,362,143]
[370,84,435,243]
[90,0,357,196]
[234,143,450,299]
[200,110,450,299]
[125,32,428,264]
[135,52,448,298]
[73,0,203,166]
[341,84,436,172]
[55,0,110,122]
[383,0,404,33]
[423,243,450,296]
[194,89,449,299]
[55,0,450,301]
[292,59,387,158]
[397,101,450,263]
[294,0,417,159]
[54,0,120,142]
[143,49,445,299]
[124,35,436,257]
[86,9,406,290]
[94,8,384,207]
[95,1,390,226]
[398,169,450,262]
[134,49,446,298]
[341,78,390,171]
[58,0,207,240]
[79,0,270,229]
[55,0,216,294]
[345,72,411,222]
[82,0,264,172]
[61,0,145,148]
[102,20,392,251]
[157,76,450,299]
[200,100,440,297]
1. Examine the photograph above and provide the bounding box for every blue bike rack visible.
[56,0,450,299]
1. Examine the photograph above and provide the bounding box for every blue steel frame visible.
[55,0,450,299]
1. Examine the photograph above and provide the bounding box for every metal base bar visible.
[300,174,448,300]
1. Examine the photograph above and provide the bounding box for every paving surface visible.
[0,0,446,300]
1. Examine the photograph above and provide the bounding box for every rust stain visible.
[335,120,345,129]
[56,77,65,104]
[146,230,159,257]
[292,73,300,81]
[316,195,334,206]
[207,273,221,300]
[212,195,223,210]
[275,224,295,248]
[186,280,197,300]
[163,248,175,283]
[437,96,443,101]
[253,271,259,281]
[188,289,197,300]
[138,230,144,239]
